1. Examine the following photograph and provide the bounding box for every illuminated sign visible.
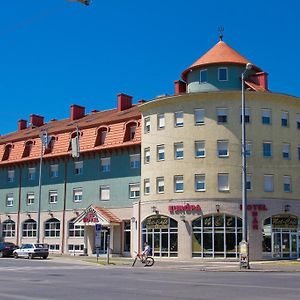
[83,211,99,223]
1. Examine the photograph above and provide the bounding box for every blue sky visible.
[0,0,299,134]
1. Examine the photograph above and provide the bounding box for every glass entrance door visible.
[282,232,290,258]
[272,230,298,258]
[99,227,109,254]
[291,233,297,258]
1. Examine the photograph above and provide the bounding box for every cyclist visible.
[140,242,151,262]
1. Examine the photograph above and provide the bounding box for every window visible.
[245,141,252,157]
[281,111,289,127]
[217,140,229,157]
[6,193,14,207]
[262,109,271,125]
[156,177,164,194]
[50,164,59,178]
[49,190,58,204]
[68,244,84,253]
[217,108,228,123]
[100,157,111,172]
[74,161,83,175]
[49,244,60,252]
[73,188,83,203]
[157,114,165,129]
[144,148,150,164]
[174,175,184,192]
[26,193,34,205]
[157,145,165,161]
[28,167,36,181]
[174,111,184,127]
[124,122,137,141]
[194,109,205,125]
[123,221,131,252]
[195,141,205,158]
[144,117,150,133]
[144,179,150,195]
[263,142,272,158]
[297,114,300,129]
[200,69,208,83]
[240,107,251,123]
[2,220,15,237]
[2,144,13,161]
[218,173,229,191]
[195,174,205,191]
[218,67,228,81]
[282,143,290,159]
[246,174,252,191]
[264,175,274,192]
[45,218,60,237]
[130,125,136,140]
[22,219,37,237]
[283,176,291,192]
[100,186,110,201]
[174,142,184,159]
[22,141,33,158]
[7,170,15,183]
[95,128,108,146]
[130,154,140,169]
[68,218,84,237]
[129,183,140,199]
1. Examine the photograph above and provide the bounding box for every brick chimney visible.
[117,93,132,112]
[18,119,27,131]
[70,104,85,121]
[174,80,186,95]
[30,114,44,127]
[249,72,269,91]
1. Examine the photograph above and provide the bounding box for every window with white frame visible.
[7,170,15,183]
[144,179,150,195]
[144,117,150,133]
[6,193,14,207]
[2,220,15,237]
[100,157,111,172]
[26,193,34,205]
[282,143,290,159]
[156,177,164,193]
[129,184,140,199]
[157,114,165,129]
[144,148,150,164]
[218,173,229,191]
[73,188,83,203]
[74,161,83,175]
[263,142,272,157]
[218,67,228,81]
[50,164,59,178]
[157,145,165,161]
[246,174,252,191]
[22,219,37,237]
[174,175,184,192]
[174,142,184,159]
[297,114,300,129]
[49,190,58,204]
[100,185,110,201]
[68,219,84,237]
[195,174,205,191]
[45,218,60,237]
[240,107,251,123]
[262,109,271,125]
[281,111,289,127]
[68,244,84,252]
[49,244,60,252]
[194,109,205,125]
[217,108,228,123]
[264,175,274,192]
[174,111,184,127]
[28,167,36,181]
[246,141,252,157]
[195,141,205,158]
[130,154,140,169]
[283,176,291,192]
[200,69,208,83]
[217,140,229,157]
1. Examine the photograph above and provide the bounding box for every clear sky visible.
[0,0,299,135]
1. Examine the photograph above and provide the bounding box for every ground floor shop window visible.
[192,214,242,258]
[262,214,299,259]
[142,215,178,257]
[2,219,15,237]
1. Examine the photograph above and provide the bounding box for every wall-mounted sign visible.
[239,204,268,230]
[145,215,169,229]
[83,211,99,223]
[169,204,201,213]
[272,215,298,229]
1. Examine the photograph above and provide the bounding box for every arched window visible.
[95,127,108,146]
[2,219,15,237]
[22,219,37,237]
[68,218,84,237]
[22,141,34,158]
[2,144,13,161]
[124,121,138,142]
[68,131,80,151]
[45,218,60,237]
[142,215,178,257]
[44,136,56,154]
[192,214,242,258]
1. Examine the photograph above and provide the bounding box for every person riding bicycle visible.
[140,242,151,262]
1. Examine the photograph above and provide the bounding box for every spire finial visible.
[218,26,224,41]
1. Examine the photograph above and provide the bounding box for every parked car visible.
[0,242,18,258]
[13,243,49,259]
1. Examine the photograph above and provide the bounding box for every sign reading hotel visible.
[145,216,169,229]
[239,204,268,230]
[83,211,99,223]
[168,203,201,214]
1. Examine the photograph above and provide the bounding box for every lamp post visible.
[240,62,253,269]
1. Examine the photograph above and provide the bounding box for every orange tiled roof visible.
[244,80,268,92]
[93,205,122,224]
[181,40,261,81]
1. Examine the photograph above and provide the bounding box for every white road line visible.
[0,292,53,300]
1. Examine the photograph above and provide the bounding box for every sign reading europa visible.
[83,211,99,223]
[168,204,201,213]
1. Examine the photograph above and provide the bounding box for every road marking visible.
[0,292,53,300]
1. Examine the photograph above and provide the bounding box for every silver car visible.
[13,243,49,259]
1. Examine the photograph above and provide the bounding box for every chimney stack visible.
[30,114,44,127]
[117,93,132,112]
[174,80,186,95]
[70,104,85,121]
[18,119,27,131]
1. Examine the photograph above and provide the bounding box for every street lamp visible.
[240,62,253,269]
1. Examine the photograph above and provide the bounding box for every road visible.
[0,257,299,300]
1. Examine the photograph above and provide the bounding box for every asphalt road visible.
[0,257,300,300]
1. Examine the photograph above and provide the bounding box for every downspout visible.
[61,158,67,254]
[16,165,22,246]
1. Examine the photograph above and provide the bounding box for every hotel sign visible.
[272,215,298,229]
[83,211,99,223]
[145,216,169,229]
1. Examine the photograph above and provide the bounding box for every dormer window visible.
[22,141,33,158]
[44,136,55,154]
[2,144,13,161]
[218,67,228,81]
[124,122,137,142]
[200,69,208,83]
[68,131,80,151]
[95,127,108,146]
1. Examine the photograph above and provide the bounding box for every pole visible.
[37,131,44,244]
[106,231,110,265]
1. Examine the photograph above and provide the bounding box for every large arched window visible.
[2,219,15,237]
[192,214,242,258]
[22,219,37,237]
[142,215,178,257]
[45,218,60,237]
[68,218,84,237]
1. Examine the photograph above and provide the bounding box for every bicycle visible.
[132,252,155,267]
